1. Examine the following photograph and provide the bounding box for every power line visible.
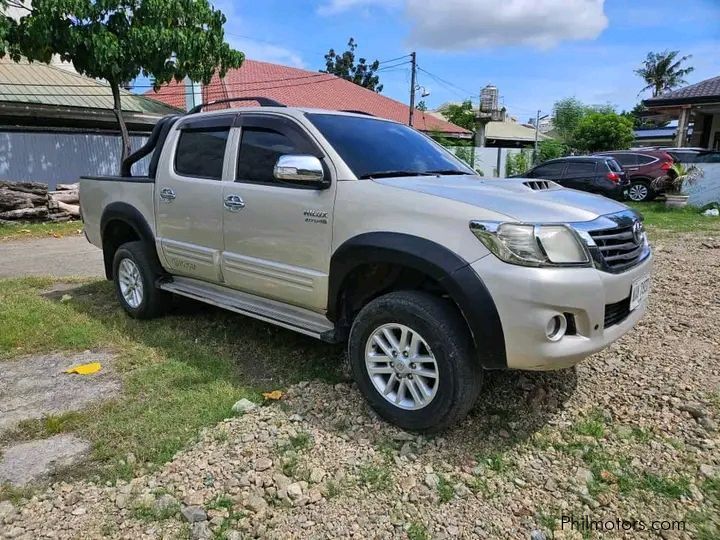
[416,67,474,99]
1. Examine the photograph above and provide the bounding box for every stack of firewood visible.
[48,183,80,222]
[0,181,80,223]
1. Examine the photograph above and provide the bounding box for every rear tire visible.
[627,180,654,202]
[112,241,170,319]
[348,291,482,432]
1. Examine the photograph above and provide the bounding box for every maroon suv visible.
[595,150,674,202]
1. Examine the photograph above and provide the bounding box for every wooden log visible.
[0,206,49,220]
[0,188,48,209]
[49,190,79,204]
[0,181,48,196]
[0,189,34,211]
[55,200,80,218]
[56,183,79,191]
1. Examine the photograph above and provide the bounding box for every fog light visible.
[546,314,567,342]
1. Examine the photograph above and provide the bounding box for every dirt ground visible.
[0,236,104,279]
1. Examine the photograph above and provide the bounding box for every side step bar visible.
[159,277,339,341]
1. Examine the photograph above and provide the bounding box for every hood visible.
[373,175,628,223]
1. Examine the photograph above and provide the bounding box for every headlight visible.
[470,221,590,267]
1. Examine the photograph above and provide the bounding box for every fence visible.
[444,146,528,178]
[0,131,149,189]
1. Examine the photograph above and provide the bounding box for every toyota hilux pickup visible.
[80,98,652,432]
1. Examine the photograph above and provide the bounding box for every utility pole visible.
[408,51,417,126]
[533,110,549,164]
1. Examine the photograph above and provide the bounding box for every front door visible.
[221,114,335,312]
[155,115,234,283]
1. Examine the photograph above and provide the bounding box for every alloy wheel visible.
[628,184,649,202]
[118,258,144,309]
[364,323,439,410]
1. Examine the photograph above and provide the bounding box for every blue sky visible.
[204,0,719,122]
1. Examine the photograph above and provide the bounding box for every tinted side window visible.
[606,159,623,172]
[610,154,637,166]
[532,162,566,177]
[175,129,229,180]
[565,162,597,175]
[175,129,230,179]
[236,128,301,183]
[636,155,656,165]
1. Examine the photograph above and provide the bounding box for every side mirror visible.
[273,155,327,187]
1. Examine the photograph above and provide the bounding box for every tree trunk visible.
[111,81,132,172]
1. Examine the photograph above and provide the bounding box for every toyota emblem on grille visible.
[632,221,644,244]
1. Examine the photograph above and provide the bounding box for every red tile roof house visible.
[144,59,471,139]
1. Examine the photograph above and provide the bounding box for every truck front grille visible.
[588,223,644,272]
[604,296,631,328]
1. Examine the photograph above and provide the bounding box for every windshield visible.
[306,113,474,179]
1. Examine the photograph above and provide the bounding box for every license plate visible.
[630,276,651,311]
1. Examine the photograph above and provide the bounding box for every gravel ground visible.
[1,234,719,540]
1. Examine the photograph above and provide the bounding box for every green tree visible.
[572,112,634,153]
[321,37,382,92]
[538,139,568,162]
[5,0,243,163]
[635,50,694,97]
[441,100,475,131]
[552,97,588,143]
[416,100,427,111]
[623,102,669,129]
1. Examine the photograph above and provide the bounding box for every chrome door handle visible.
[224,194,246,211]
[159,187,176,202]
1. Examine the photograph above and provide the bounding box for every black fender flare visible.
[100,202,158,279]
[328,232,507,369]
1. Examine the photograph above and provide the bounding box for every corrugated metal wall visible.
[0,131,150,189]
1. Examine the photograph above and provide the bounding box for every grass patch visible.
[358,462,392,492]
[0,220,82,241]
[0,483,35,504]
[476,450,511,473]
[571,410,607,439]
[0,277,344,482]
[627,202,720,235]
[436,474,455,503]
[407,522,430,540]
[638,472,691,499]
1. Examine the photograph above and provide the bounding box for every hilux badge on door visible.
[304,209,328,224]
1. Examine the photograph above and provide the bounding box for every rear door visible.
[220,114,336,312]
[528,161,567,182]
[154,115,234,283]
[561,160,597,190]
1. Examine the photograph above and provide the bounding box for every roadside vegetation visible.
[628,202,720,235]
[0,277,343,486]
[0,220,82,241]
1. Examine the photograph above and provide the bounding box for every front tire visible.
[112,241,170,319]
[348,291,482,432]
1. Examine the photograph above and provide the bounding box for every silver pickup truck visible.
[80,98,652,431]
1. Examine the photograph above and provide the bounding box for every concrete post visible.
[675,106,691,147]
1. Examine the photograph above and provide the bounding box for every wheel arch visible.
[328,232,507,369]
[100,202,158,279]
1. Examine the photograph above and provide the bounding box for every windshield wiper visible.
[424,169,473,176]
[359,170,436,179]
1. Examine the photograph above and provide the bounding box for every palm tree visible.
[635,50,694,97]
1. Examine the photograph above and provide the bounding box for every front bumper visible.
[470,253,652,370]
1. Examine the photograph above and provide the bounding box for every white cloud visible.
[317,0,401,16]
[405,0,608,50]
[227,37,305,68]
